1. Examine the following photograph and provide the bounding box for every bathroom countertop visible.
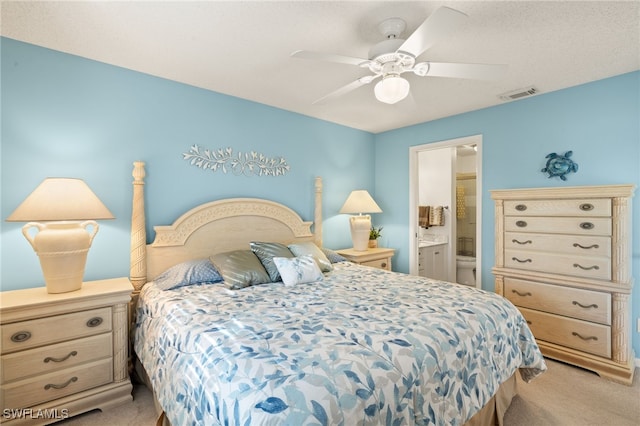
[418,241,448,248]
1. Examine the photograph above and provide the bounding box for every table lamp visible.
[6,178,115,293]
[339,190,382,251]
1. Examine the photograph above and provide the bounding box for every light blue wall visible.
[1,38,373,289]
[2,37,639,359]
[374,71,640,359]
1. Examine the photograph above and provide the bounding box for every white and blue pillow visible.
[273,255,324,286]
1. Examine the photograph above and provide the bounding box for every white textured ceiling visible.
[2,1,639,133]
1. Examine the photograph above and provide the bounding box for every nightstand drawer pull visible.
[11,331,32,343]
[381,262,387,268]
[86,317,103,327]
[579,203,594,211]
[512,257,532,263]
[573,263,599,271]
[44,376,77,390]
[572,301,598,309]
[515,204,527,211]
[515,220,527,228]
[571,332,597,342]
[512,289,532,297]
[512,239,532,245]
[573,243,599,249]
[44,351,78,363]
[579,222,594,230]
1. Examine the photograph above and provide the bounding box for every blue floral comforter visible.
[134,262,546,426]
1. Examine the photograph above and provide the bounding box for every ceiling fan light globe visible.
[374,76,410,104]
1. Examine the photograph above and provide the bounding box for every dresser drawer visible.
[520,307,611,358]
[505,216,611,236]
[505,232,611,257]
[505,249,611,280]
[1,307,112,354]
[504,199,611,217]
[1,333,112,383]
[504,278,611,324]
[0,358,113,410]
[362,258,391,270]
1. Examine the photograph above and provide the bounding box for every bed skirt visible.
[137,359,517,426]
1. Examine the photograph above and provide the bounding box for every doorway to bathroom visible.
[408,135,482,288]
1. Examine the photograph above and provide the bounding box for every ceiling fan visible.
[292,6,507,105]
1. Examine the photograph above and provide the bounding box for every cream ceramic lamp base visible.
[349,215,371,251]
[22,221,99,293]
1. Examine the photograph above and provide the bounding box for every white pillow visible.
[273,255,324,286]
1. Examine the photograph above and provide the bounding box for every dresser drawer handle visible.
[512,289,532,297]
[44,376,77,390]
[512,257,532,263]
[573,263,599,271]
[515,204,527,211]
[10,331,31,343]
[380,262,387,268]
[44,351,78,363]
[515,220,527,228]
[572,301,598,309]
[579,222,594,230]
[86,317,103,328]
[573,243,599,250]
[526,320,532,325]
[579,203,594,211]
[571,332,598,342]
[512,239,532,245]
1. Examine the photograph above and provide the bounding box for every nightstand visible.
[336,247,395,271]
[0,278,133,425]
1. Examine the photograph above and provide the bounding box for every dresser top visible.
[0,278,132,312]
[491,184,635,200]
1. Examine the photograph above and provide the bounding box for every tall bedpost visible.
[130,162,147,293]
[314,177,323,247]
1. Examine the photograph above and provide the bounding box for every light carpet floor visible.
[58,359,639,425]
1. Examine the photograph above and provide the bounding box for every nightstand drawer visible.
[1,307,112,354]
[361,258,391,270]
[1,358,113,410]
[1,333,112,382]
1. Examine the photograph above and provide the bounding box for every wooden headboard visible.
[128,161,323,295]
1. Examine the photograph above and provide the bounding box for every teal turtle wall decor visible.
[541,151,578,180]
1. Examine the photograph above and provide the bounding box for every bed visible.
[127,162,546,426]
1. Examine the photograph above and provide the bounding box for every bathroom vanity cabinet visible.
[418,243,447,281]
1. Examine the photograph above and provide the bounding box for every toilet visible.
[456,255,476,286]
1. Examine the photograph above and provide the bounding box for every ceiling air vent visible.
[499,86,539,101]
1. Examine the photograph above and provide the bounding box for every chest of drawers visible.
[491,185,635,385]
[0,278,133,424]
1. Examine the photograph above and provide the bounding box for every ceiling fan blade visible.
[312,75,380,105]
[291,50,370,67]
[425,62,508,80]
[398,7,468,58]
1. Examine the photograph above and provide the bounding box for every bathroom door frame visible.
[408,134,482,288]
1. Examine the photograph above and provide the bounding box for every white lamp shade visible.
[6,178,114,222]
[374,75,410,104]
[339,190,382,214]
